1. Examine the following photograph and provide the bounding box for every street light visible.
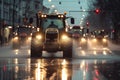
[82,15,85,17]
[83,9,86,12]
[48,0,51,2]
[51,5,55,8]
[54,9,58,13]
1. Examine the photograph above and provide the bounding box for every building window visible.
[3,6,9,21]
[4,0,10,4]
[4,11,9,20]
[0,5,1,19]
[0,0,2,3]
[35,3,39,9]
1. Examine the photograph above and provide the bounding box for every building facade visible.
[0,0,49,44]
[0,0,49,27]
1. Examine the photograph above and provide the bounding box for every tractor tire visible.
[63,41,72,58]
[31,44,42,58]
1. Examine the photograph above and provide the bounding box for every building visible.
[0,0,49,28]
[0,0,49,44]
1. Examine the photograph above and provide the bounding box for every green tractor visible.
[31,12,74,58]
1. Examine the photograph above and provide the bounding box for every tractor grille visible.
[45,28,59,41]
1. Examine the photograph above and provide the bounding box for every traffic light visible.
[86,22,89,26]
[71,18,74,24]
[94,9,100,14]
[112,29,115,33]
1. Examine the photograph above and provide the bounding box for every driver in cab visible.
[48,21,58,28]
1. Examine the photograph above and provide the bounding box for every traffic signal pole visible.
[69,9,101,15]
[12,0,15,32]
[69,10,94,15]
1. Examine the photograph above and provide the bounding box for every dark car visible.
[12,26,32,49]
[71,26,82,38]
[90,30,108,47]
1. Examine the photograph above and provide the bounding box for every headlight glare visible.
[36,35,42,40]
[28,37,32,40]
[103,38,107,42]
[62,35,68,40]
[93,38,97,42]
[14,36,18,40]
[81,38,86,42]
[61,35,69,41]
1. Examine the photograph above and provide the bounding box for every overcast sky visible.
[43,0,91,25]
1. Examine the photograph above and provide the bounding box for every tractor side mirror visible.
[29,17,33,24]
[71,18,74,24]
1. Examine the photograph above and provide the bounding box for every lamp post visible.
[12,0,15,32]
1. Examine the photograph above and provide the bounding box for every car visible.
[71,26,89,49]
[90,30,108,47]
[71,26,82,38]
[12,26,32,49]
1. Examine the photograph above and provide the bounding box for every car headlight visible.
[91,35,95,38]
[34,34,42,45]
[36,35,42,40]
[81,38,86,42]
[93,38,97,42]
[14,36,18,40]
[28,37,32,40]
[104,35,108,38]
[103,38,107,42]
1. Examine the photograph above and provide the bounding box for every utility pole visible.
[12,0,15,32]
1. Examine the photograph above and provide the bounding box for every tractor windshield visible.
[41,18,64,30]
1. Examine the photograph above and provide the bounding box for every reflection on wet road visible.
[0,40,120,80]
[31,59,72,80]
[0,39,120,59]
[0,58,120,80]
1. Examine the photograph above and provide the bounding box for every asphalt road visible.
[0,40,120,80]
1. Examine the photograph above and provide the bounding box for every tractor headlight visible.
[62,35,68,40]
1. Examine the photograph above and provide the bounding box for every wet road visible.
[0,58,120,80]
[0,40,120,80]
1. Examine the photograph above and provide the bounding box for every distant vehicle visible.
[71,25,88,49]
[90,30,108,47]
[12,26,32,49]
[71,26,82,38]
